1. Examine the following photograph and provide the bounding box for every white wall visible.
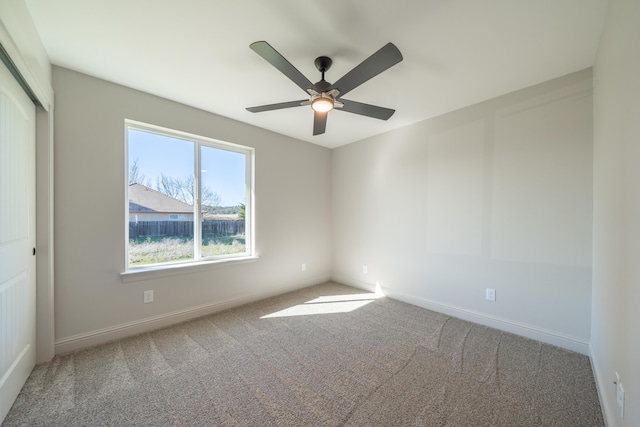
[332,69,594,354]
[52,67,332,352]
[591,0,640,425]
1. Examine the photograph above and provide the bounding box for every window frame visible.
[123,119,255,279]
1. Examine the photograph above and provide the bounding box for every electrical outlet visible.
[486,288,496,302]
[143,290,154,303]
[301,263,306,272]
[363,265,368,274]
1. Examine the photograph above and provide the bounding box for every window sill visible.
[121,255,259,283]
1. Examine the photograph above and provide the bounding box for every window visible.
[125,120,253,270]
[168,214,188,221]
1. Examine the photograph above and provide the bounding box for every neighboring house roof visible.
[129,183,193,213]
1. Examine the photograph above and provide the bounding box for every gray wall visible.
[592,0,640,425]
[53,67,332,352]
[332,69,594,353]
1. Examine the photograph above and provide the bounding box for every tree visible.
[128,158,147,185]
[155,173,221,210]
[129,158,221,210]
[238,203,245,220]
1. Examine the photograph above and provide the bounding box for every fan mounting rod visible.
[314,56,332,80]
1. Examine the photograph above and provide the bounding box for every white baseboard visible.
[330,275,380,294]
[589,343,616,427]
[332,275,590,355]
[55,275,330,355]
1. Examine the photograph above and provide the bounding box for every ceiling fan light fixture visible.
[311,94,334,113]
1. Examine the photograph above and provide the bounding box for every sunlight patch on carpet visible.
[261,293,381,318]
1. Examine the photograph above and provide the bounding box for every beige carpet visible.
[3,282,603,426]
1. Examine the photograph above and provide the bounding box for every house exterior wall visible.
[129,213,194,222]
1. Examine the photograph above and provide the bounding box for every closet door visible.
[0,60,37,422]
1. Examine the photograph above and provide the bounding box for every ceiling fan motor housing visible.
[314,79,331,92]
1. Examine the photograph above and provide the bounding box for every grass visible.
[129,235,246,266]
[202,235,246,258]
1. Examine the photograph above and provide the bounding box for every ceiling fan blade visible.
[329,43,403,97]
[339,99,395,120]
[313,111,328,135]
[246,99,307,113]
[250,41,314,93]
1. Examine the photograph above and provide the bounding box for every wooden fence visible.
[129,220,244,239]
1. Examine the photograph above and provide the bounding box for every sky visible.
[128,129,246,206]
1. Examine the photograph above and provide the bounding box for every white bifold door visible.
[0,60,37,422]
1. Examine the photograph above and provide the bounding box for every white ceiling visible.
[24,0,607,148]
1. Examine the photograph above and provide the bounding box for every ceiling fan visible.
[246,41,403,136]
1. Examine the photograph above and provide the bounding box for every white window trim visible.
[120,255,259,283]
[123,119,255,280]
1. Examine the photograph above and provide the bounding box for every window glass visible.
[126,122,252,269]
[200,145,247,258]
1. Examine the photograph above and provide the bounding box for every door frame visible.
[0,17,55,363]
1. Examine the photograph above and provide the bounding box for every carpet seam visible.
[437,316,452,350]
[459,323,473,373]
[340,345,422,425]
